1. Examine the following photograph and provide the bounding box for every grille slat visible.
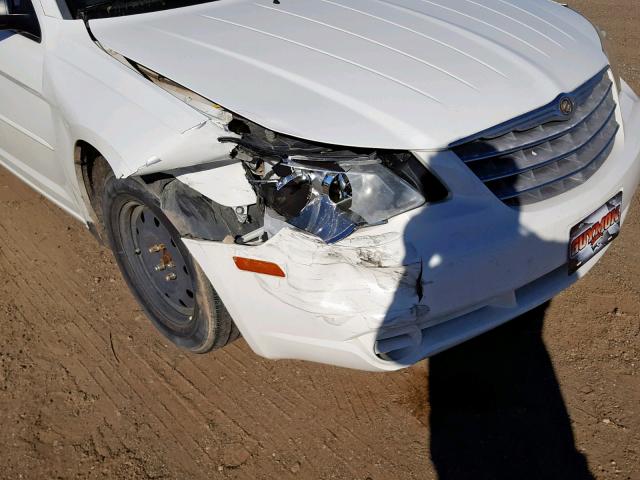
[491,126,618,202]
[460,83,614,164]
[452,68,619,206]
[474,105,617,182]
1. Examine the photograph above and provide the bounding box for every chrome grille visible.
[452,69,619,206]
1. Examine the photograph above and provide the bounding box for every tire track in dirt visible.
[0,169,430,480]
[0,244,195,476]
[0,201,238,477]
[1,4,639,475]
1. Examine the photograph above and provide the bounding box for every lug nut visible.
[149,243,165,253]
[165,273,177,281]
[155,261,175,271]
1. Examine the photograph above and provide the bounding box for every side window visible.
[1,0,41,42]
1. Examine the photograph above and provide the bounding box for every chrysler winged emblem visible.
[559,96,575,116]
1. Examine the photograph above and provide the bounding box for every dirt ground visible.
[1,1,639,479]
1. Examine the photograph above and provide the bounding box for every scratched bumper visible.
[184,80,640,371]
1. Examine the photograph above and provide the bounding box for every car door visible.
[0,0,75,211]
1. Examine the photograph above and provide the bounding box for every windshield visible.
[66,0,215,20]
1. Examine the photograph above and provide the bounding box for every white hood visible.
[90,0,608,150]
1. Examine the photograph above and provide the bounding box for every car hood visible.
[90,0,608,150]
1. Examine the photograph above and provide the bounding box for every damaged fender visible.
[174,162,257,208]
[45,22,238,180]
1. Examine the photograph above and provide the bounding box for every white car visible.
[1,0,639,371]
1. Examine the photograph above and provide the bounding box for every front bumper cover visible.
[184,79,640,372]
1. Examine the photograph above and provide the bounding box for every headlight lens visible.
[262,155,426,243]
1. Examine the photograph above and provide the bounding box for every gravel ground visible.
[0,1,638,479]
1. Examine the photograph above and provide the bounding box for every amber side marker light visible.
[233,256,286,277]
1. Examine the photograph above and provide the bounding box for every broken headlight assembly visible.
[259,156,425,243]
[118,58,447,244]
[221,122,448,244]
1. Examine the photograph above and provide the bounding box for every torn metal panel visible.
[128,119,238,177]
[130,61,234,129]
[45,25,240,180]
[110,60,240,177]
[160,178,261,241]
[175,162,257,207]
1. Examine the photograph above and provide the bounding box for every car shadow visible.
[375,146,599,478]
[428,302,593,480]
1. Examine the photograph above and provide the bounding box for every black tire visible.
[101,169,238,353]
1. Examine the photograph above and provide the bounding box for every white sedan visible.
[1,0,639,371]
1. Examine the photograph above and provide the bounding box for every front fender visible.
[43,20,235,178]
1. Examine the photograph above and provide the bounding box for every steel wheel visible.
[101,170,239,353]
[120,201,196,328]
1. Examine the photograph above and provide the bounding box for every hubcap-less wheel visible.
[101,170,239,353]
[119,201,195,328]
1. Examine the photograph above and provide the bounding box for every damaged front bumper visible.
[183,80,640,371]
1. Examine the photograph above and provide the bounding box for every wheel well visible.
[74,141,261,245]
[75,140,113,241]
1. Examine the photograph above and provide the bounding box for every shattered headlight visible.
[220,124,445,244]
[118,58,442,243]
[260,155,426,243]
